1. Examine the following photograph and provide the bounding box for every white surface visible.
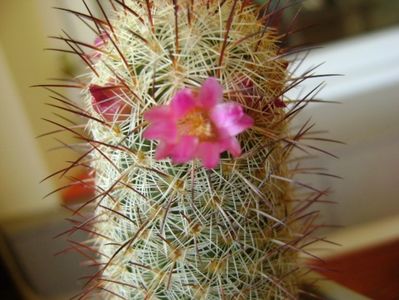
[288,26,399,100]
[289,26,399,228]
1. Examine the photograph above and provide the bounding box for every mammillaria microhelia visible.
[43,1,334,299]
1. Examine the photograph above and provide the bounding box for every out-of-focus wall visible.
[0,1,65,175]
[0,45,59,220]
[0,0,92,220]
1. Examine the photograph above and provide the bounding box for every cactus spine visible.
[45,1,332,299]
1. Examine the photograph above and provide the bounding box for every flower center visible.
[177,110,216,141]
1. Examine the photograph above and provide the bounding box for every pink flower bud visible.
[89,84,131,122]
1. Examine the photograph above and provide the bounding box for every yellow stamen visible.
[177,109,216,141]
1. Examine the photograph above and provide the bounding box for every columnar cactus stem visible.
[42,1,335,299]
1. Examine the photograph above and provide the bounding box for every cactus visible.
[42,1,335,299]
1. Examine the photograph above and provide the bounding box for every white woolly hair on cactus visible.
[39,0,339,299]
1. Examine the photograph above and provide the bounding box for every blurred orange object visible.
[309,238,399,299]
[61,171,94,205]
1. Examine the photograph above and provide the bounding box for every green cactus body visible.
[45,1,331,299]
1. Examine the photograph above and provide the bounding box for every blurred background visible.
[0,0,398,299]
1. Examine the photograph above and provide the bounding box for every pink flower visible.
[143,78,253,168]
[89,84,131,122]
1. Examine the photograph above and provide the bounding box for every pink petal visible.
[210,103,253,136]
[89,84,131,122]
[143,122,177,141]
[196,142,221,169]
[144,106,171,122]
[222,137,242,157]
[233,114,254,134]
[171,88,196,118]
[94,33,108,47]
[198,77,223,109]
[210,102,242,125]
[155,142,174,160]
[170,136,198,164]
